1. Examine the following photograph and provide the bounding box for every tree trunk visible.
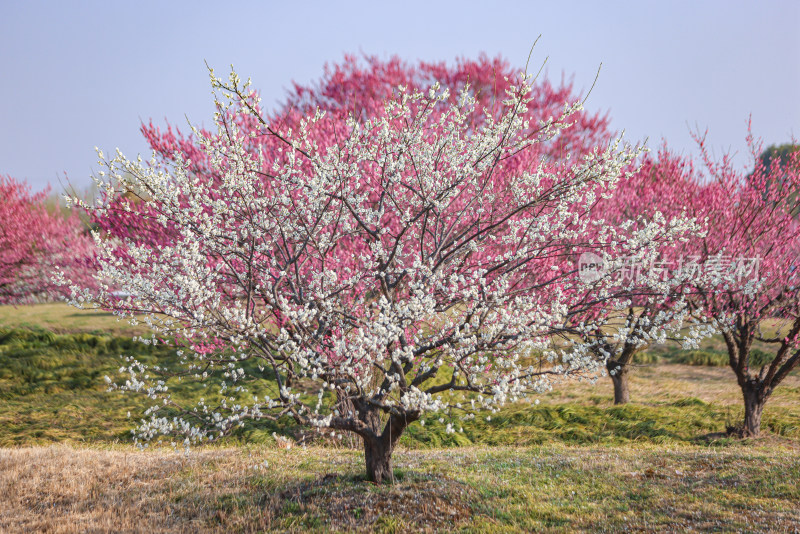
[607,360,630,405]
[741,385,765,437]
[356,409,416,484]
[364,436,394,484]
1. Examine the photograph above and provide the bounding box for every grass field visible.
[1,303,799,532]
[3,444,799,533]
[0,302,149,336]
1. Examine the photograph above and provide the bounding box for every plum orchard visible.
[66,65,694,482]
[593,132,800,434]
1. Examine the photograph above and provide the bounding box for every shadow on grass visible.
[268,470,475,532]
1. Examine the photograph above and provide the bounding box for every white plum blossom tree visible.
[65,66,692,482]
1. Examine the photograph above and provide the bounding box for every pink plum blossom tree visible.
[0,175,94,305]
[682,127,800,437]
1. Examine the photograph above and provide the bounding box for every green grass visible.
[0,326,296,446]
[405,398,800,447]
[0,327,166,444]
[655,347,778,368]
[1,324,798,448]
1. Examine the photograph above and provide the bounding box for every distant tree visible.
[561,148,717,405]
[683,128,800,437]
[576,134,800,417]
[757,143,799,171]
[0,175,94,305]
[753,143,800,214]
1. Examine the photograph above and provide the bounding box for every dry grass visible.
[0,303,147,336]
[0,446,314,533]
[2,444,799,533]
[0,445,474,533]
[1,446,217,533]
[544,363,800,408]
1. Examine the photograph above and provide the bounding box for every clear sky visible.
[1,0,798,192]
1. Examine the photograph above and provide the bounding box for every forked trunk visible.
[741,385,765,438]
[357,409,416,484]
[364,436,394,484]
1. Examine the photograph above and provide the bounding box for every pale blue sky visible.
[1,0,798,192]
